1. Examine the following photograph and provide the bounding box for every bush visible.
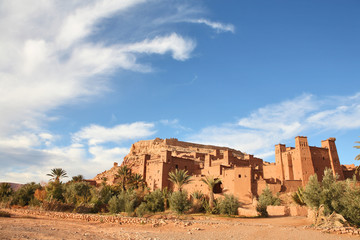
[46,181,64,202]
[339,180,360,226]
[143,189,164,213]
[292,187,306,206]
[256,186,280,217]
[63,182,93,205]
[108,190,141,214]
[169,191,190,214]
[11,182,42,206]
[135,202,148,217]
[191,191,204,213]
[218,194,240,215]
[0,183,13,202]
[303,169,360,227]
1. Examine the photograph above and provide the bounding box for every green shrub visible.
[0,183,13,202]
[218,194,240,215]
[169,191,191,214]
[46,181,64,202]
[63,182,93,205]
[11,182,42,206]
[191,190,205,213]
[339,180,360,226]
[135,202,148,217]
[107,190,141,214]
[256,186,280,217]
[292,187,306,206]
[303,169,343,215]
[303,169,360,227]
[143,189,164,212]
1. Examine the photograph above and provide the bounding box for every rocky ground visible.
[0,210,359,240]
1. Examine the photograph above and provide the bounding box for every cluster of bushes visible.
[300,169,360,226]
[0,168,241,217]
[256,186,281,217]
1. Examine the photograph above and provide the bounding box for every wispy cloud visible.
[187,18,235,33]
[72,122,156,146]
[188,93,360,159]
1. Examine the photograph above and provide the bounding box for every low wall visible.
[1,208,160,225]
[266,206,289,217]
[283,180,302,192]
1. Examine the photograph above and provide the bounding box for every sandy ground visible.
[0,212,358,240]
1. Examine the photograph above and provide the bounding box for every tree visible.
[168,169,192,192]
[201,176,221,210]
[47,168,68,183]
[354,139,360,175]
[115,165,132,191]
[0,183,13,200]
[256,186,281,217]
[71,175,84,183]
[131,173,145,189]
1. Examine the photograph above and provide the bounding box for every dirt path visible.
[0,211,357,240]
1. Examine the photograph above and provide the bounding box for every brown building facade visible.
[93,137,358,203]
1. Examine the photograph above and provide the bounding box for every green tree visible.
[169,190,191,214]
[12,182,41,206]
[218,194,240,215]
[46,181,65,202]
[256,186,281,217]
[64,182,93,205]
[354,138,360,175]
[201,176,221,210]
[47,168,68,183]
[168,169,192,192]
[0,183,13,201]
[115,165,133,191]
[71,175,84,183]
[131,173,145,189]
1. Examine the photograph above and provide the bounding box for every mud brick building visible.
[93,137,358,203]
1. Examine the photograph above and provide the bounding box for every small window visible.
[175,164,178,169]
[238,174,241,178]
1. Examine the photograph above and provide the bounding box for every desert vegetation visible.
[0,168,240,218]
[293,168,360,227]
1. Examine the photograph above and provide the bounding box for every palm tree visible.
[201,176,221,210]
[168,169,192,192]
[131,173,145,189]
[354,139,360,175]
[0,183,13,198]
[47,168,68,183]
[115,165,132,191]
[71,174,84,183]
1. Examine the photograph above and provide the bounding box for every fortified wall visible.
[93,137,358,203]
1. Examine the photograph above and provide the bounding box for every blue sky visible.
[1,0,360,183]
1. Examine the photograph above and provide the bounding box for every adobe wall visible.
[309,146,333,182]
[263,164,277,180]
[222,167,253,203]
[256,179,282,196]
[282,180,302,192]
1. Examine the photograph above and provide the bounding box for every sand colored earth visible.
[0,210,358,240]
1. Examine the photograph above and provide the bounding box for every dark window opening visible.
[213,180,222,194]
[175,164,178,169]
[238,174,241,178]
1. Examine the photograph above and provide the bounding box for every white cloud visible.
[72,122,156,145]
[0,1,198,137]
[188,18,235,33]
[189,93,360,160]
